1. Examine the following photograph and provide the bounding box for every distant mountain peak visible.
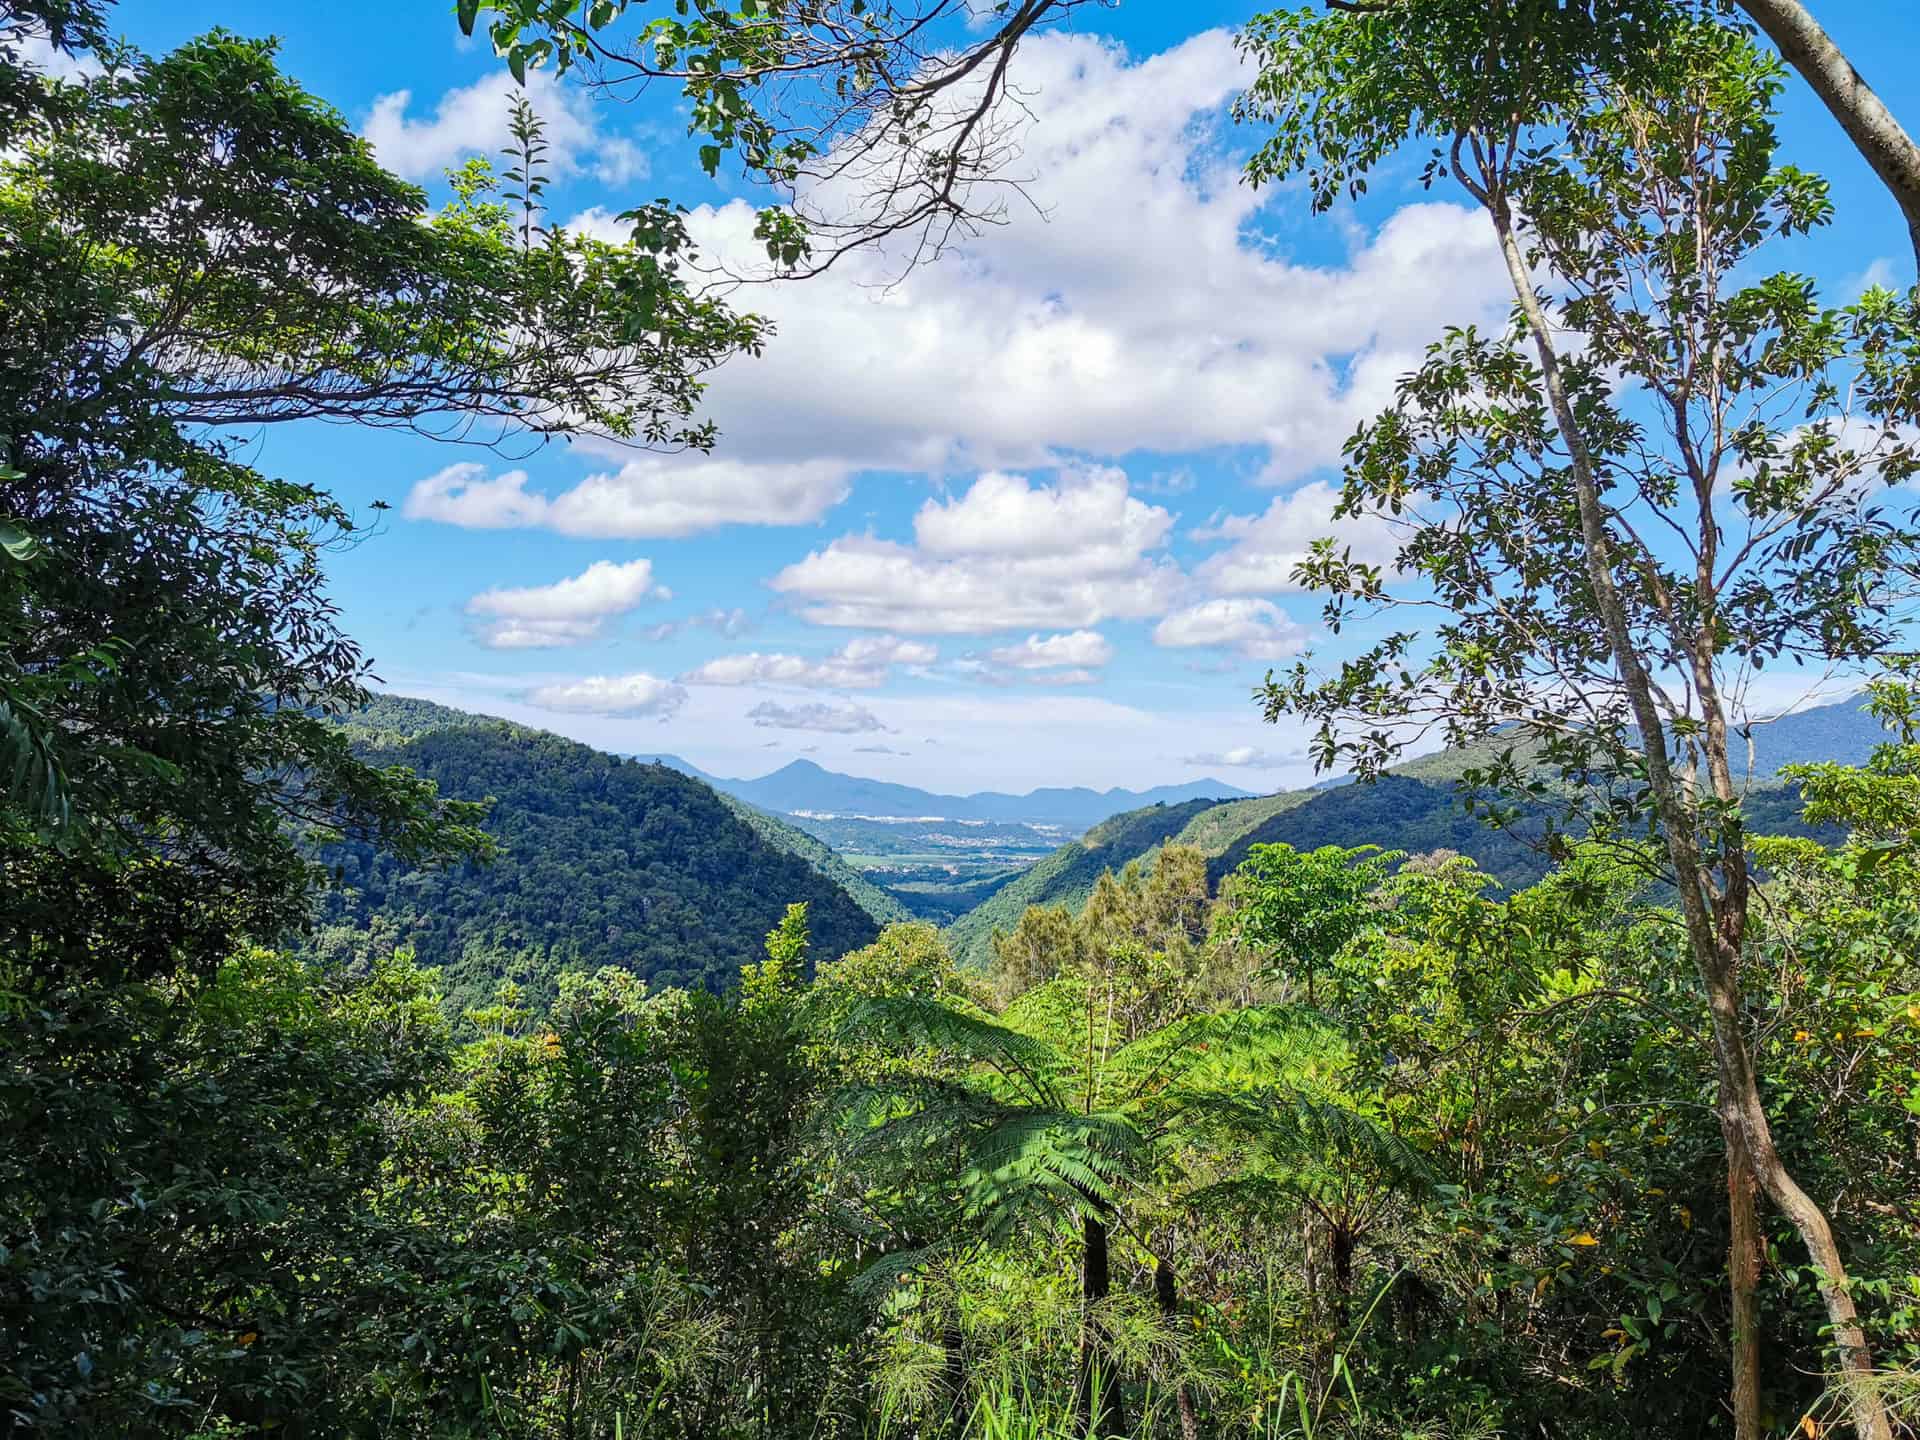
[637,757,1255,833]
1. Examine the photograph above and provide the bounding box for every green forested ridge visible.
[948,760,1838,970]
[942,798,1223,967]
[334,695,914,932]
[310,695,882,1004]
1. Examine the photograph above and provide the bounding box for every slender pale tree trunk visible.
[1738,0,1920,271]
[1727,1123,1764,1440]
[1480,193,1893,1440]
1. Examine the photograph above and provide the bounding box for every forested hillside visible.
[947,754,1845,968]
[308,697,881,1004]
[943,797,1221,966]
[14,5,1920,1439]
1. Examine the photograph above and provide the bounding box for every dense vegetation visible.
[9,1,1920,1438]
[948,762,1843,969]
[309,697,883,1005]
[944,800,1223,968]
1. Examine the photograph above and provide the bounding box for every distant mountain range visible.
[316,691,1888,994]
[631,755,1256,832]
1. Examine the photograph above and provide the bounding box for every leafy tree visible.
[0,949,463,1433]
[1279,0,1920,272]
[0,19,762,977]
[847,974,1337,1438]
[0,14,763,1435]
[1241,10,1920,1430]
[1212,843,1399,1005]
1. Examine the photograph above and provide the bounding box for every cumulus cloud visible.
[915,470,1171,562]
[986,630,1115,670]
[398,33,1508,542]
[748,700,889,734]
[1195,480,1402,595]
[1153,598,1308,661]
[364,69,648,184]
[955,628,1113,688]
[525,672,688,718]
[1182,744,1300,769]
[568,30,1510,500]
[466,558,669,649]
[680,634,936,689]
[404,457,850,539]
[772,468,1181,633]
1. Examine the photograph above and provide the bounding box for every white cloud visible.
[680,634,936,689]
[1181,744,1300,769]
[404,456,850,538]
[772,467,1181,633]
[402,33,1509,541]
[1195,480,1401,595]
[18,33,101,82]
[466,558,669,649]
[986,630,1115,670]
[1153,598,1308,661]
[641,608,754,643]
[915,469,1171,561]
[363,69,649,184]
[749,700,889,734]
[573,30,1511,500]
[525,672,688,718]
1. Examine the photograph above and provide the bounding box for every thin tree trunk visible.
[1077,1216,1127,1440]
[942,1316,969,1432]
[1481,193,1893,1440]
[1329,1228,1356,1339]
[1302,1205,1325,1396]
[1154,1256,1200,1440]
[1726,1122,1764,1440]
[1738,0,1920,271]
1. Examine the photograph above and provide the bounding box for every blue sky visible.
[115,1,1920,793]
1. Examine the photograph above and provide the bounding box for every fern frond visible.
[1106,1004,1338,1103]
[844,996,1068,1106]
[1172,1089,1438,1193]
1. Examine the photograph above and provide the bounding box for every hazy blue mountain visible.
[630,755,1255,831]
[1740,694,1884,774]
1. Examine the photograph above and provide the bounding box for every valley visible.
[322,690,1876,982]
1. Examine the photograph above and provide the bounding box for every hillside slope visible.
[943,798,1221,968]
[715,795,915,927]
[943,695,1877,967]
[309,697,881,1007]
